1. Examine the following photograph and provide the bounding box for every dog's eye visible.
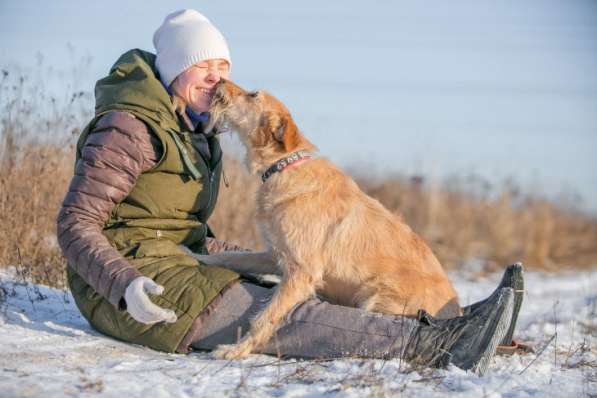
[248,91,260,98]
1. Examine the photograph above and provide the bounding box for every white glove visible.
[124,277,178,325]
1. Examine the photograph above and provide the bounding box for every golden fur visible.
[205,79,461,359]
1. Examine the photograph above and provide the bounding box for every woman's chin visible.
[188,95,212,113]
[188,103,210,114]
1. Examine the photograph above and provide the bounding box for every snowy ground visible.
[1,267,595,398]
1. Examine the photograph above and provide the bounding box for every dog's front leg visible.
[213,271,316,360]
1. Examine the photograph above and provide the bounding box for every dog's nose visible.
[214,79,227,95]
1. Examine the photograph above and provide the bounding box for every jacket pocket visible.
[132,239,190,259]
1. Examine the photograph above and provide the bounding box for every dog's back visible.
[258,157,461,319]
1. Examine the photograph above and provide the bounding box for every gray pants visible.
[191,282,418,359]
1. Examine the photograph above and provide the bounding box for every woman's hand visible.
[124,277,178,325]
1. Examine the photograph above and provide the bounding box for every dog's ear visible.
[271,114,300,152]
[272,116,286,142]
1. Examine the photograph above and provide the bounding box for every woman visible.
[57,9,521,374]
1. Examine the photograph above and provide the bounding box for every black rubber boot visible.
[462,262,524,345]
[404,287,514,376]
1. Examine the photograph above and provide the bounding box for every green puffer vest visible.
[67,49,238,353]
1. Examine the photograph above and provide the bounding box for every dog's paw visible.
[213,341,254,360]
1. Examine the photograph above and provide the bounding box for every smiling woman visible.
[57,9,241,354]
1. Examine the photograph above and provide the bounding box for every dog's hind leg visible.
[213,270,317,360]
[361,291,422,317]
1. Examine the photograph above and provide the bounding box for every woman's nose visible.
[206,69,221,83]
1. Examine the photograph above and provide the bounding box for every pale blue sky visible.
[1,0,596,213]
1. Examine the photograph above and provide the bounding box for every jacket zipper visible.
[206,168,214,212]
[179,130,216,215]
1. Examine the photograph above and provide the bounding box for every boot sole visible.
[462,263,524,346]
[472,288,514,376]
[500,263,524,345]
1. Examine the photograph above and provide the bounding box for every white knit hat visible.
[153,9,231,87]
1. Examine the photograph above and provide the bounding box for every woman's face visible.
[171,58,230,113]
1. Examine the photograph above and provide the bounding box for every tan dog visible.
[204,79,461,359]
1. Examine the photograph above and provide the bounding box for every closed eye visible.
[248,91,260,98]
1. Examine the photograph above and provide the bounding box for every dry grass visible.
[0,67,87,288]
[0,144,73,289]
[1,70,596,289]
[356,174,597,271]
[209,156,262,250]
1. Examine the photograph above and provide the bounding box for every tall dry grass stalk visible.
[1,69,596,289]
[209,155,263,250]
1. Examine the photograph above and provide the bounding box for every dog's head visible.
[207,79,314,170]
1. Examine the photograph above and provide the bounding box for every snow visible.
[1,268,595,398]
